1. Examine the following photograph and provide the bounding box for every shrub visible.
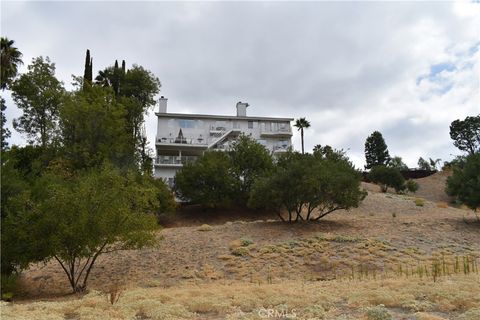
[414,198,425,207]
[405,179,419,193]
[174,151,238,208]
[249,152,366,222]
[229,135,273,202]
[446,153,480,221]
[197,224,213,232]
[364,305,392,320]
[368,165,405,193]
[230,247,250,256]
[3,164,159,293]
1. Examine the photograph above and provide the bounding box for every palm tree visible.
[1,37,23,90]
[294,117,311,154]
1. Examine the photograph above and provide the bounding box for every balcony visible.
[156,137,207,146]
[273,145,290,153]
[260,127,292,137]
[154,155,199,166]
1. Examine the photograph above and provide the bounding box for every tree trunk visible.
[301,129,304,154]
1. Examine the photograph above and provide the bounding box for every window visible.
[257,139,267,146]
[248,121,253,129]
[178,119,195,128]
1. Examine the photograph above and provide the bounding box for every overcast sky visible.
[2,1,479,168]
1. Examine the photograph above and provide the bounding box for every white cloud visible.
[1,1,479,168]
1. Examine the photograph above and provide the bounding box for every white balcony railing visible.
[155,155,199,165]
[156,137,207,145]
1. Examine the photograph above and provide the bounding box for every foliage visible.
[442,156,466,170]
[229,135,273,202]
[368,165,405,193]
[446,153,480,220]
[59,86,135,170]
[11,56,65,148]
[83,49,93,89]
[414,198,425,207]
[3,164,159,292]
[417,157,433,171]
[364,131,390,169]
[95,61,160,169]
[429,158,442,171]
[364,305,392,320]
[1,97,11,151]
[146,175,176,215]
[175,151,238,207]
[313,144,350,163]
[1,37,23,90]
[294,117,310,154]
[405,179,419,193]
[389,156,408,170]
[249,152,366,222]
[449,115,480,155]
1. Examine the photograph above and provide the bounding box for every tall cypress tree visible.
[112,60,120,95]
[83,49,92,89]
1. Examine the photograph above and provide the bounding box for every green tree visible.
[175,151,238,208]
[249,152,366,222]
[313,144,349,163]
[1,37,23,151]
[11,56,65,148]
[389,156,408,170]
[229,135,273,202]
[1,98,11,151]
[82,49,93,90]
[1,37,23,90]
[3,164,159,293]
[417,157,433,171]
[449,115,480,155]
[368,165,405,193]
[59,86,135,170]
[446,153,480,221]
[405,179,419,193]
[364,131,390,169]
[95,62,160,170]
[429,158,441,171]
[294,117,310,154]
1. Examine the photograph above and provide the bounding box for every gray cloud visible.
[2,1,479,168]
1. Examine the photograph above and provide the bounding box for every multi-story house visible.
[154,97,293,186]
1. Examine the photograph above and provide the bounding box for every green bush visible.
[249,152,366,222]
[175,151,238,207]
[446,153,480,221]
[364,305,392,320]
[405,179,419,193]
[0,273,18,301]
[368,165,405,193]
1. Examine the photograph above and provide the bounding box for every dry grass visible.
[3,275,479,319]
[6,173,480,319]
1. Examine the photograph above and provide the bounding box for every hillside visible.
[3,173,480,320]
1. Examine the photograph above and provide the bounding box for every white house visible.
[154,97,293,186]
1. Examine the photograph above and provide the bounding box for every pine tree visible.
[364,131,391,169]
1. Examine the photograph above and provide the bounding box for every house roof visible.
[155,112,294,122]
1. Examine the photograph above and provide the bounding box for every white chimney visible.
[236,101,248,117]
[159,96,168,113]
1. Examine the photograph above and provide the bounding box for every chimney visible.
[159,96,168,113]
[236,101,248,117]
